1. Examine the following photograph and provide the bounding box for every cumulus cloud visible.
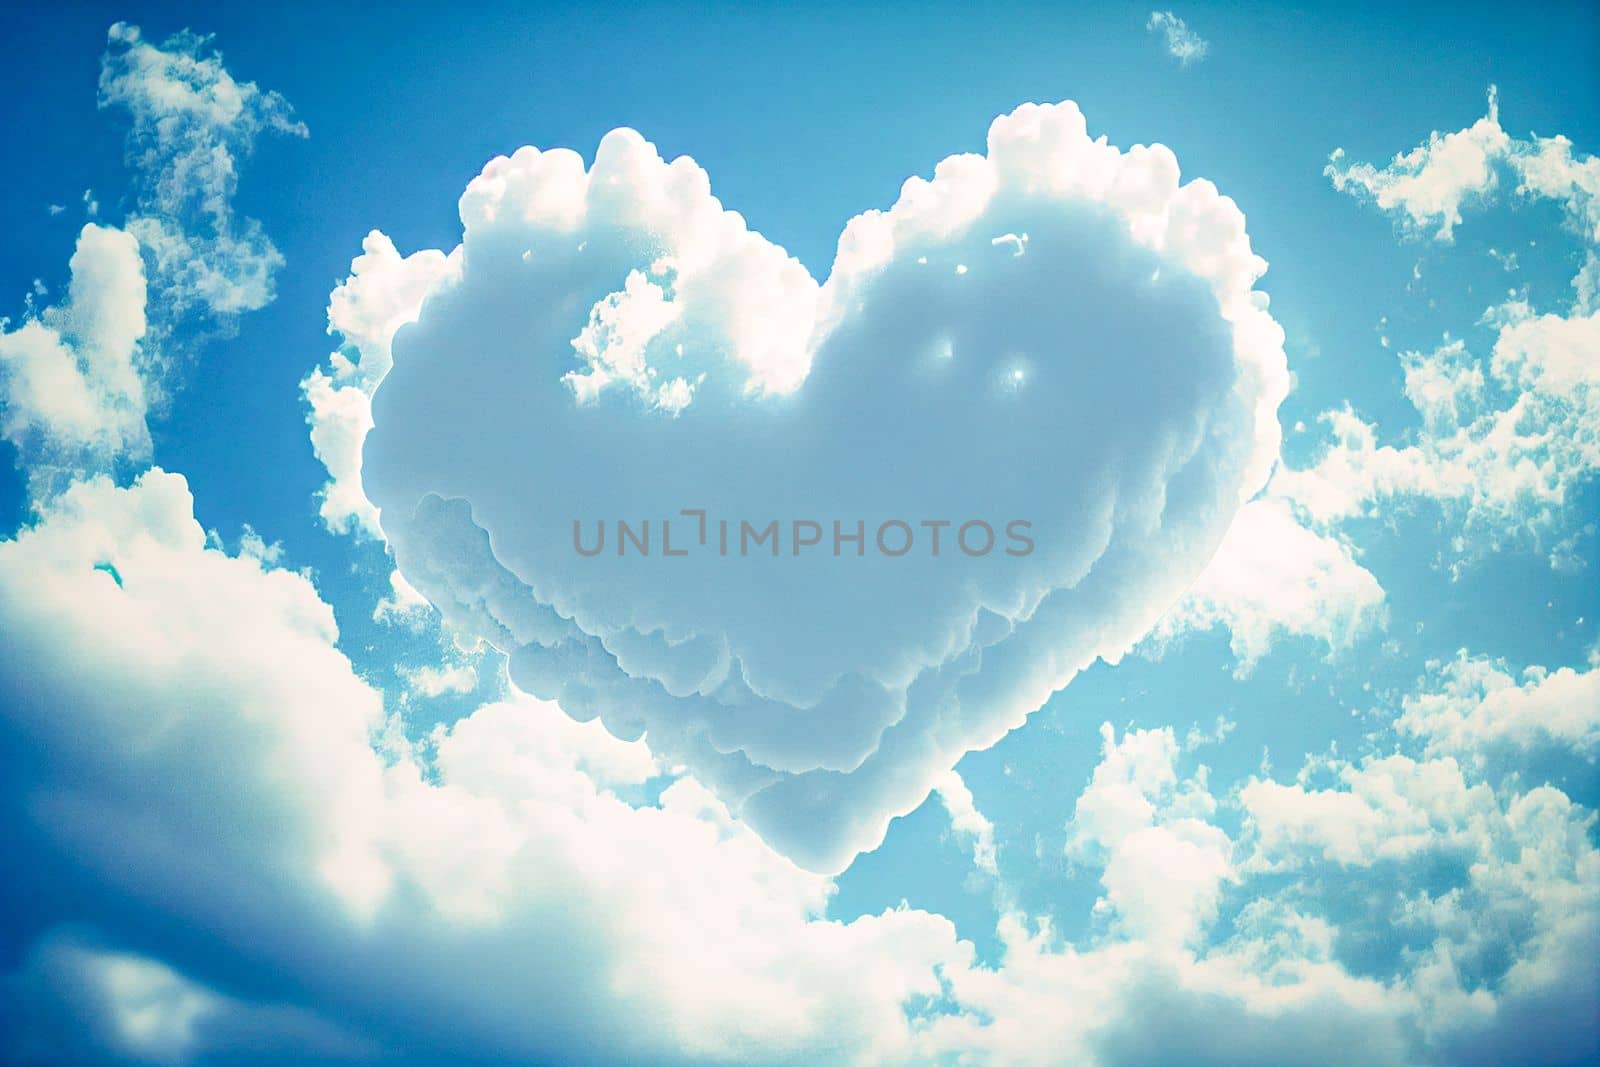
[0,470,964,1065]
[1326,86,1600,244]
[0,225,149,479]
[921,701,1599,1066]
[0,473,1590,1064]
[1,23,299,493]
[1275,308,1600,559]
[1236,750,1600,1064]
[1241,753,1496,869]
[1066,723,1231,946]
[7,32,1591,1064]
[1397,651,1600,763]
[302,231,461,536]
[1147,11,1209,67]
[1153,497,1387,672]
[354,102,1288,873]
[926,901,1418,1067]
[1283,92,1600,566]
[1326,90,1512,242]
[100,22,307,325]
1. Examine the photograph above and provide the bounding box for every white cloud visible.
[1153,497,1387,672]
[2,23,299,495]
[372,565,431,624]
[1275,309,1600,557]
[0,470,394,912]
[235,522,283,565]
[922,705,1599,1066]
[400,661,479,699]
[566,266,698,412]
[1240,753,1495,868]
[1326,86,1600,244]
[1066,724,1229,946]
[1286,98,1600,564]
[6,43,1592,1066]
[301,366,380,535]
[14,937,221,1065]
[1235,749,1599,1064]
[2,478,1591,1064]
[1146,11,1209,67]
[925,907,1413,1067]
[935,769,998,877]
[302,231,461,537]
[1397,651,1600,763]
[355,102,1289,873]
[1512,131,1600,244]
[99,22,307,323]
[0,470,962,1064]
[1326,89,1511,241]
[0,224,149,477]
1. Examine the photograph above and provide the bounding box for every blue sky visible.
[0,3,1597,1065]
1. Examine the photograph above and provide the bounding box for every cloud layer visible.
[0,471,963,1065]
[3,472,1592,1066]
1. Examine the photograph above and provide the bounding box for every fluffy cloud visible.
[1325,86,1600,243]
[1240,753,1497,868]
[1146,11,1209,66]
[303,232,461,536]
[924,908,1415,1067]
[1066,724,1231,946]
[0,471,963,1065]
[1152,497,1387,672]
[0,225,149,477]
[100,22,307,324]
[919,704,1599,1066]
[1326,90,1511,241]
[1281,94,1600,563]
[1,473,1590,1064]
[1235,750,1599,1065]
[1,23,300,493]
[7,30,1591,1065]
[352,102,1288,873]
[934,769,999,878]
[1397,651,1600,763]
[399,661,479,699]
[1275,308,1600,556]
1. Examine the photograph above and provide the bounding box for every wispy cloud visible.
[100,22,307,327]
[1147,10,1209,66]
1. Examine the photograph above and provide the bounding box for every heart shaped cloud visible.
[361,101,1287,873]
